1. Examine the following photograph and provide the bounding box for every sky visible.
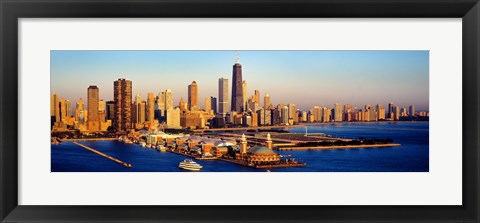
[51,50,429,111]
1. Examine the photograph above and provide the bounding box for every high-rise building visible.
[218,77,229,115]
[344,104,352,121]
[87,85,100,131]
[188,81,198,111]
[322,107,331,122]
[134,94,142,123]
[210,96,217,114]
[231,60,243,112]
[242,80,248,110]
[66,100,72,117]
[156,92,166,118]
[87,86,99,122]
[312,106,322,122]
[75,98,84,122]
[388,102,394,120]
[281,106,289,125]
[394,106,400,120]
[113,78,132,131]
[166,107,181,129]
[59,98,67,121]
[264,93,271,109]
[264,109,272,125]
[138,101,146,124]
[179,97,187,112]
[301,111,308,122]
[288,104,296,120]
[377,104,386,120]
[257,108,265,126]
[334,103,342,122]
[409,105,415,117]
[254,90,260,103]
[98,99,106,122]
[50,93,57,117]
[205,97,212,113]
[147,92,155,122]
[106,101,114,121]
[165,89,173,110]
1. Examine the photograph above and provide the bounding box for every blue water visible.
[51,122,429,172]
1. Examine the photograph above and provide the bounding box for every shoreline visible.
[196,121,429,132]
[61,138,117,141]
[277,143,401,151]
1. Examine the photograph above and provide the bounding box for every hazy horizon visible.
[51,50,429,111]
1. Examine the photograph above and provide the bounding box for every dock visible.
[72,142,132,168]
[167,150,306,169]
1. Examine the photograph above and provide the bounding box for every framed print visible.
[1,0,479,222]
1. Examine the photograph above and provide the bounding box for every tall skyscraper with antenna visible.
[231,53,243,112]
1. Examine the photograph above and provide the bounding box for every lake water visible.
[51,122,429,172]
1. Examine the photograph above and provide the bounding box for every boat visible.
[178,159,203,171]
[157,145,166,152]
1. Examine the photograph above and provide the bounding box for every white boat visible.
[178,159,203,171]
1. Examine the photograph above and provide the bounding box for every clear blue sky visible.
[51,50,429,111]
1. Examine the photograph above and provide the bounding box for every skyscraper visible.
[166,107,181,129]
[98,99,106,122]
[205,97,212,113]
[51,93,60,122]
[188,81,198,111]
[281,106,289,125]
[254,90,260,103]
[75,98,84,122]
[218,77,229,115]
[113,78,132,131]
[210,96,217,114]
[334,103,342,122]
[394,106,400,120]
[388,102,394,120]
[179,97,187,112]
[242,80,248,109]
[87,85,100,131]
[156,92,166,118]
[165,89,173,110]
[231,60,243,112]
[264,93,271,109]
[138,101,146,124]
[134,94,142,124]
[288,103,296,120]
[409,105,415,117]
[106,101,114,121]
[66,100,72,117]
[147,92,155,122]
[59,98,67,121]
[377,104,386,120]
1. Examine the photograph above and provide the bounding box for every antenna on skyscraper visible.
[235,51,240,64]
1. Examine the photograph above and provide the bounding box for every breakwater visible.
[72,142,132,168]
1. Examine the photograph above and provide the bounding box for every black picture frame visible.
[1,0,479,222]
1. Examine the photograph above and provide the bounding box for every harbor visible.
[51,122,428,172]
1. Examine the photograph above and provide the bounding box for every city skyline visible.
[51,50,429,111]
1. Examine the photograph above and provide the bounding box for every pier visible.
[72,142,132,168]
[167,150,306,169]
